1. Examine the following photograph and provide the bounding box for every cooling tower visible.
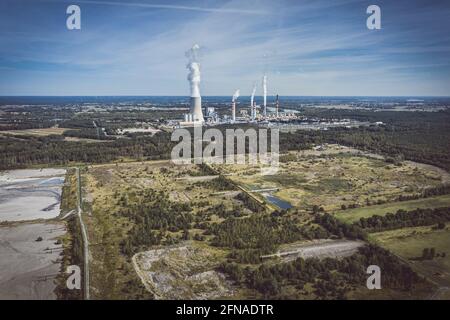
[190,96,204,122]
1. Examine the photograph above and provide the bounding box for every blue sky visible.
[1,0,449,96]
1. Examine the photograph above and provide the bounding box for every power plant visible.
[182,44,204,125]
[179,45,297,128]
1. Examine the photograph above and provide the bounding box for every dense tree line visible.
[0,106,450,170]
[235,192,266,213]
[119,189,194,255]
[202,203,246,219]
[0,105,74,131]
[63,128,114,140]
[0,132,174,170]
[219,244,421,299]
[314,213,367,240]
[2,109,449,172]
[281,109,450,171]
[209,214,329,251]
[59,119,95,128]
[353,207,450,232]
[397,184,450,202]
[194,175,235,191]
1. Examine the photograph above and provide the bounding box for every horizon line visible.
[1,95,450,98]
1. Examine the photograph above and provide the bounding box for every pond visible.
[262,193,293,210]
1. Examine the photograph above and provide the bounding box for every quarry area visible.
[0,168,66,221]
[0,222,66,299]
[0,168,67,299]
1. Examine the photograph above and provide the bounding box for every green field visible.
[336,194,450,224]
[370,225,450,297]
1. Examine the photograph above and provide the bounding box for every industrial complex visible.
[179,44,297,127]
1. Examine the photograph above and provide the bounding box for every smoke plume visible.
[232,89,240,102]
[186,44,201,98]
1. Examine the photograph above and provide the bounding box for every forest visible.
[219,244,421,299]
[2,109,449,172]
[353,206,450,232]
[119,189,194,255]
[0,132,175,170]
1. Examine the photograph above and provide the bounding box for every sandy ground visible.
[0,222,66,300]
[0,169,66,222]
[0,168,66,181]
[262,239,364,262]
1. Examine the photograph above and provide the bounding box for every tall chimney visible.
[262,75,267,118]
[232,101,236,122]
[250,82,257,121]
[276,94,279,118]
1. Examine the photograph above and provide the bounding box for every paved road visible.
[75,167,90,300]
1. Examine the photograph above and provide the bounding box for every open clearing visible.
[0,127,106,143]
[371,225,450,296]
[262,239,364,262]
[336,194,450,224]
[0,127,66,136]
[0,222,66,299]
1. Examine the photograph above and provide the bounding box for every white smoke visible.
[250,82,257,107]
[232,89,240,102]
[186,44,201,98]
[262,75,267,108]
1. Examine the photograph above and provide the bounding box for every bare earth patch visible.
[132,242,233,299]
[262,239,364,262]
[0,168,66,222]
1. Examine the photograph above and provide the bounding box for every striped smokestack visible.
[276,94,279,118]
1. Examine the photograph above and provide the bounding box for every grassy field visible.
[0,127,66,136]
[336,194,450,224]
[0,127,108,143]
[371,225,450,298]
[215,144,447,213]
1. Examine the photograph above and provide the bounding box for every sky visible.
[0,0,450,96]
